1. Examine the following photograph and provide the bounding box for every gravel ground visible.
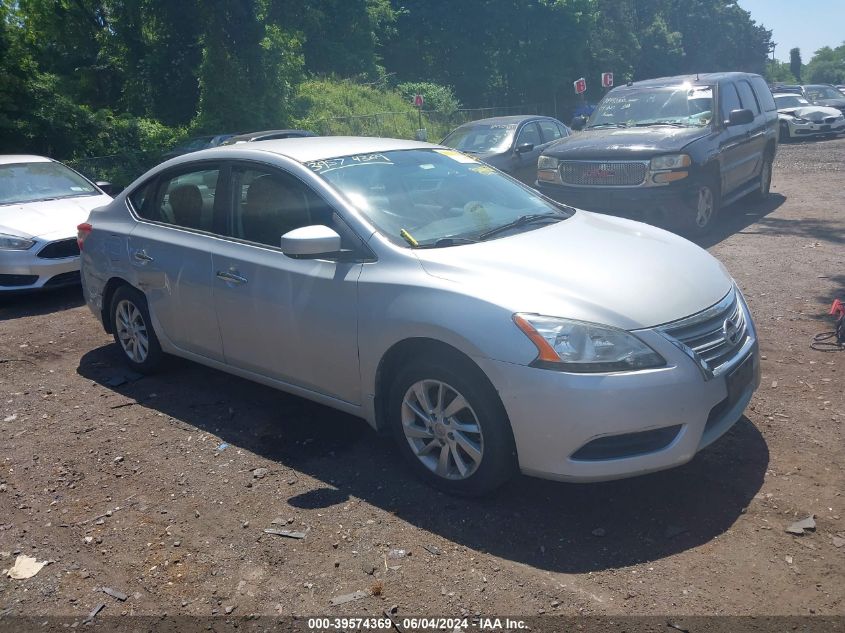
[1,137,843,625]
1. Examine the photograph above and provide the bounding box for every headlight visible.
[791,117,809,124]
[513,313,666,372]
[650,154,691,170]
[537,155,560,170]
[0,233,36,250]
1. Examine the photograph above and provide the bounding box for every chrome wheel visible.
[695,185,715,228]
[401,379,484,480]
[115,299,149,364]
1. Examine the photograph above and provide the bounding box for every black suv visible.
[537,72,778,235]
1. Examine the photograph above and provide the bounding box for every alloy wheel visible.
[401,379,484,480]
[695,185,715,228]
[115,299,149,364]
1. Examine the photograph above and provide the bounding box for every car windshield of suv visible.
[0,162,98,205]
[774,95,810,108]
[308,149,571,247]
[441,123,517,154]
[588,86,714,128]
[805,86,843,100]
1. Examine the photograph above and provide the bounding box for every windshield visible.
[441,123,517,154]
[589,86,714,128]
[308,149,571,247]
[806,86,843,100]
[774,95,809,108]
[0,162,98,205]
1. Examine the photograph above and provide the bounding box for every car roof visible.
[455,115,553,127]
[192,136,437,164]
[620,72,760,89]
[0,154,53,165]
[228,129,316,142]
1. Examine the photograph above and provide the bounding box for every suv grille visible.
[38,238,80,259]
[659,290,749,375]
[559,161,648,186]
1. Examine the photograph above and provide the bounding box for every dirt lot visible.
[1,137,844,626]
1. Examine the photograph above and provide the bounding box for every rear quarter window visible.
[127,180,156,218]
[750,76,777,112]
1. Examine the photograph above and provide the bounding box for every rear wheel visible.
[388,355,516,496]
[110,286,163,374]
[752,153,774,201]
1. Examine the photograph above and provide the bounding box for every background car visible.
[0,155,112,292]
[537,72,778,235]
[774,93,845,140]
[772,84,845,116]
[219,129,317,145]
[837,85,845,97]
[79,136,759,495]
[160,133,239,161]
[440,116,570,185]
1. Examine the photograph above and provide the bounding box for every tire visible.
[680,177,720,237]
[388,355,517,496]
[110,285,164,374]
[779,120,790,143]
[751,153,774,201]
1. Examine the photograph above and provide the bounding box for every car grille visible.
[659,289,750,376]
[38,238,80,259]
[824,117,837,124]
[558,161,648,187]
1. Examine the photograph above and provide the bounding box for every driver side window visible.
[516,122,541,147]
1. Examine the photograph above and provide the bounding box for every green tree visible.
[789,47,802,83]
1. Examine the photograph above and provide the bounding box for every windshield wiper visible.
[417,236,480,248]
[586,122,629,129]
[633,121,689,127]
[477,213,563,241]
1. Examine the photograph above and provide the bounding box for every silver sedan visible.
[79,137,760,495]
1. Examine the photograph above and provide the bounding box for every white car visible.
[0,155,112,292]
[774,94,845,141]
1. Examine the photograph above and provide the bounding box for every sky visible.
[737,0,844,62]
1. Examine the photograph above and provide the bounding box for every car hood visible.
[813,98,845,109]
[413,211,732,330]
[543,126,709,160]
[779,106,843,119]
[0,194,111,241]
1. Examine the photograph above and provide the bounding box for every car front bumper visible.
[476,314,760,482]
[0,244,81,292]
[786,119,845,137]
[537,179,697,220]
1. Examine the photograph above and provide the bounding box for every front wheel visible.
[680,178,720,237]
[388,357,516,496]
[110,286,164,374]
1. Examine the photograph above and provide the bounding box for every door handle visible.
[133,250,154,263]
[216,270,248,284]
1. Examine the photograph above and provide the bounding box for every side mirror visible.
[727,108,754,126]
[515,142,534,154]
[280,225,341,258]
[95,181,116,196]
[570,116,587,131]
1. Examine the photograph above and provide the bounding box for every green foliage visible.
[789,48,802,83]
[805,43,845,84]
[397,82,461,114]
[765,61,798,85]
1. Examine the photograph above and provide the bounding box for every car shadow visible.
[696,193,787,249]
[77,344,769,574]
[0,285,84,322]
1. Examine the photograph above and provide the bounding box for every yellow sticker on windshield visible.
[470,165,495,175]
[434,149,478,163]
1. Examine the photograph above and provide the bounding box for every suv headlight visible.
[650,154,691,170]
[0,233,36,250]
[537,155,560,171]
[514,314,666,372]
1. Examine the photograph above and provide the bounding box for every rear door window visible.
[736,80,761,115]
[537,120,563,143]
[135,165,223,233]
[750,76,777,112]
